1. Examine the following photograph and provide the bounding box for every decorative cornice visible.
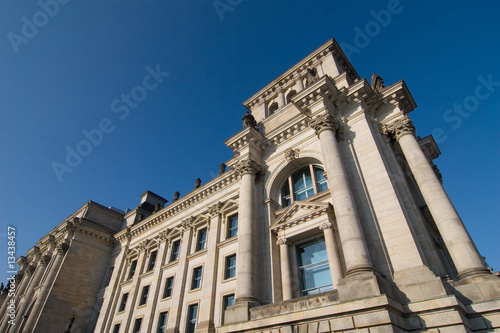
[271,202,335,233]
[284,148,300,162]
[382,115,416,140]
[309,113,340,136]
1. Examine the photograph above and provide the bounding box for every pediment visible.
[270,201,334,232]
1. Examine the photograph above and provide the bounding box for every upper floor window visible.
[225,254,236,279]
[163,276,174,298]
[147,250,157,272]
[186,303,198,333]
[112,323,120,333]
[139,285,149,306]
[280,165,328,207]
[170,240,180,262]
[132,318,142,333]
[118,293,128,312]
[196,228,207,251]
[227,215,238,238]
[157,311,168,333]
[191,266,203,290]
[127,260,137,280]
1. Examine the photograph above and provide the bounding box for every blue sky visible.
[0,1,498,281]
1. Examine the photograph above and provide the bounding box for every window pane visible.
[147,251,157,271]
[281,182,291,207]
[225,255,236,279]
[314,166,328,192]
[128,260,137,279]
[112,324,120,333]
[197,228,207,251]
[133,318,142,333]
[118,293,128,312]
[170,241,180,262]
[292,168,314,201]
[191,267,202,289]
[163,277,174,298]
[139,286,149,306]
[298,240,333,296]
[228,215,238,238]
[157,312,168,333]
[187,304,198,333]
[223,294,235,310]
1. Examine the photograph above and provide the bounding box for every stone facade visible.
[1,38,499,333]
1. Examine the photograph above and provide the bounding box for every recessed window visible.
[196,228,207,251]
[112,323,120,333]
[127,260,137,280]
[157,311,168,333]
[186,304,198,333]
[269,102,279,115]
[147,250,158,272]
[225,255,236,279]
[163,276,174,298]
[298,238,333,296]
[170,240,180,262]
[281,165,328,207]
[118,293,128,312]
[223,294,235,310]
[227,215,238,238]
[191,267,203,290]
[132,318,142,333]
[139,285,149,306]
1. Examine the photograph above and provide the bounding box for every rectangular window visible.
[191,266,202,290]
[112,323,120,333]
[298,239,333,296]
[127,260,137,280]
[163,276,174,298]
[186,304,198,333]
[139,285,149,306]
[147,250,158,271]
[132,318,142,333]
[170,240,180,262]
[157,311,168,333]
[223,294,235,310]
[196,228,207,251]
[105,266,114,287]
[225,254,236,279]
[118,293,128,312]
[227,215,238,238]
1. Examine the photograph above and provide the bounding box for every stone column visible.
[309,113,373,276]
[22,244,69,333]
[385,115,490,279]
[319,221,343,289]
[0,269,29,332]
[121,245,147,333]
[296,77,304,92]
[277,90,286,107]
[277,237,293,301]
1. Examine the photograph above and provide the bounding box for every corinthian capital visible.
[276,237,288,246]
[309,113,340,136]
[383,115,416,140]
[232,158,262,177]
[208,202,222,217]
[57,243,69,255]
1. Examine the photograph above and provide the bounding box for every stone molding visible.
[40,255,52,266]
[309,113,340,136]
[208,202,223,217]
[382,115,416,141]
[319,221,332,231]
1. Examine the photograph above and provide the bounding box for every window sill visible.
[217,236,238,249]
[222,276,236,284]
[187,248,207,260]
[139,270,154,279]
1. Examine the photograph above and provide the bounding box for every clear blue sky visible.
[0,1,498,281]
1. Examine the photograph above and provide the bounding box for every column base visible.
[338,271,394,302]
[452,273,500,303]
[224,299,260,325]
[393,265,449,302]
[195,320,216,333]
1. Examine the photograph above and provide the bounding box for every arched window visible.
[280,165,328,207]
[268,102,279,115]
[286,90,297,104]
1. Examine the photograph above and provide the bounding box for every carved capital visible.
[138,240,149,253]
[25,265,36,275]
[233,158,262,177]
[159,230,170,242]
[15,272,24,282]
[383,115,416,140]
[284,148,300,162]
[309,113,340,136]
[182,216,195,230]
[276,237,288,246]
[57,243,69,255]
[208,202,222,217]
[40,255,52,266]
[319,221,332,231]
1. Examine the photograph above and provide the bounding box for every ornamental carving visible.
[242,111,257,129]
[25,265,36,275]
[138,240,149,252]
[57,243,69,255]
[232,158,263,177]
[208,202,222,217]
[382,115,416,140]
[159,230,170,242]
[309,113,340,136]
[276,237,288,246]
[182,216,195,230]
[319,221,332,230]
[371,74,385,92]
[284,148,300,162]
[40,255,52,265]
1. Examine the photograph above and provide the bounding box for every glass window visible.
[127,260,137,280]
[225,255,236,279]
[147,250,157,272]
[196,228,207,251]
[139,285,149,306]
[112,323,120,333]
[280,165,328,207]
[191,267,202,290]
[163,276,174,298]
[223,294,235,310]
[186,304,198,333]
[157,311,168,333]
[118,293,128,312]
[298,239,333,296]
[227,215,238,238]
[170,240,180,262]
[132,318,142,333]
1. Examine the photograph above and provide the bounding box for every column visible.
[277,90,286,108]
[277,237,292,301]
[296,77,304,92]
[0,271,26,331]
[385,115,490,279]
[309,113,373,276]
[22,243,68,333]
[319,222,343,289]
[234,158,261,304]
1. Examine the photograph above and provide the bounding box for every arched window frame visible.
[280,165,328,207]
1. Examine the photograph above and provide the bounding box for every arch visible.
[268,102,279,115]
[286,90,297,104]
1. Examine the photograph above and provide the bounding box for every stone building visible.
[1,37,499,333]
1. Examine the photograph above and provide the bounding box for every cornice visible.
[224,125,266,154]
[243,38,359,110]
[377,80,417,114]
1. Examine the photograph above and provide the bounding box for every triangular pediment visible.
[270,201,334,232]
